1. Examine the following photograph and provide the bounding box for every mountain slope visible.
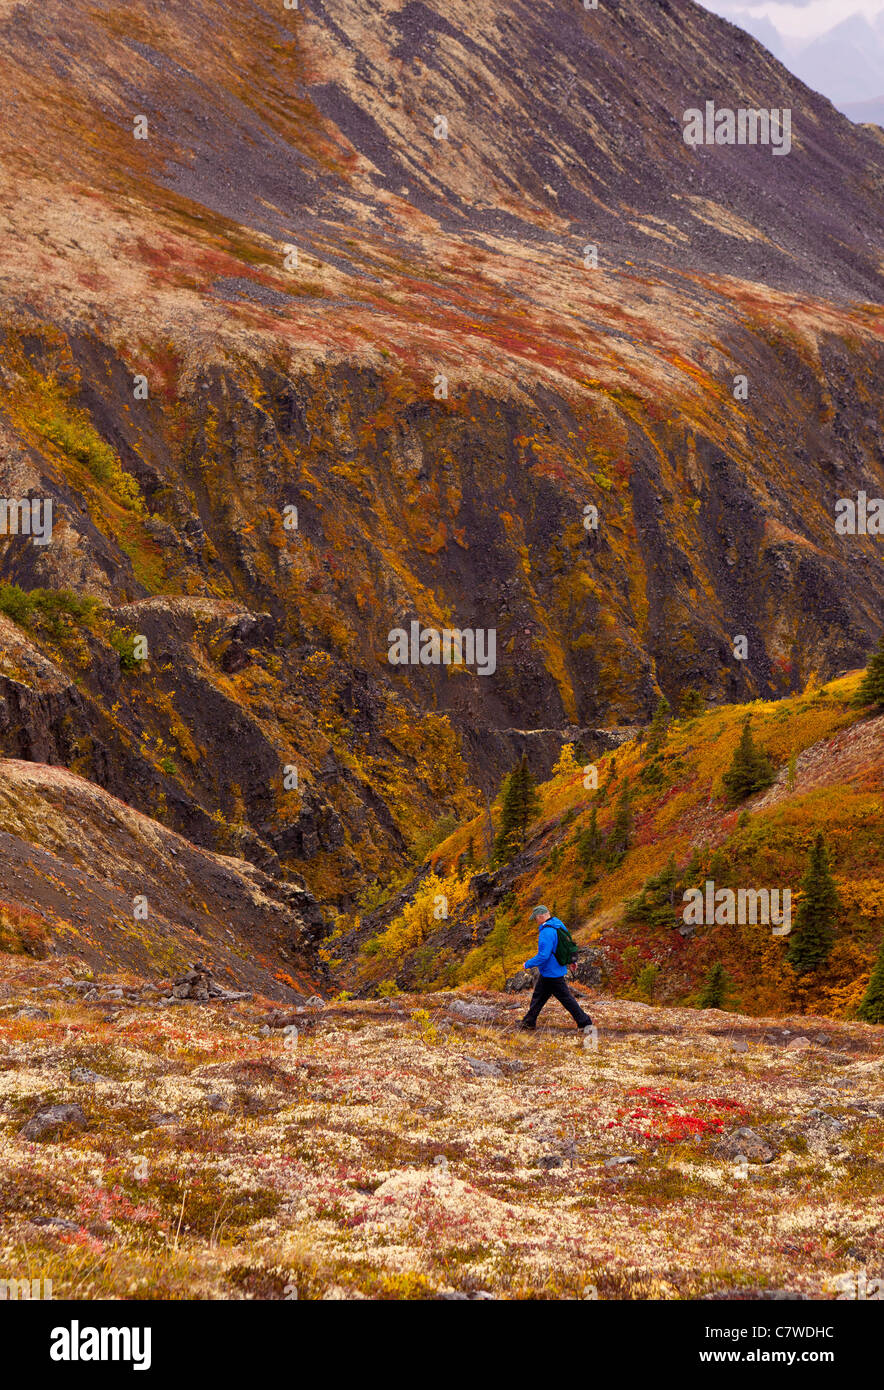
[349,672,884,1019]
[0,757,327,998]
[0,0,882,908]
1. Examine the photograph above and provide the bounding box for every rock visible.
[504,969,537,993]
[437,1291,470,1300]
[731,1038,749,1053]
[70,1067,108,1084]
[448,999,496,1023]
[539,1154,565,1169]
[171,967,211,1002]
[787,1036,811,1050]
[32,1216,83,1232]
[148,1112,180,1127]
[465,1057,502,1078]
[813,1032,831,1046]
[716,1127,777,1164]
[604,1155,638,1169]
[850,1099,884,1117]
[806,1109,845,1133]
[571,947,608,986]
[14,1007,50,1020]
[20,1103,87,1141]
[267,1009,305,1028]
[304,996,325,1009]
[205,1094,227,1111]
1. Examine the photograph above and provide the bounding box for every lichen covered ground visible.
[1,954,881,1300]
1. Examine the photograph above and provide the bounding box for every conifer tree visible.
[708,846,731,886]
[786,833,839,975]
[856,935,884,1024]
[678,688,705,719]
[646,695,671,754]
[623,854,680,928]
[606,778,632,865]
[721,716,775,805]
[494,769,519,860]
[494,754,539,860]
[698,962,728,1009]
[577,806,601,879]
[598,755,617,804]
[854,636,884,711]
[684,844,703,885]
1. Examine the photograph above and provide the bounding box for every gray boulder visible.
[716,1126,777,1164]
[20,1103,87,1141]
[448,999,496,1022]
[504,969,537,993]
[464,1057,503,1078]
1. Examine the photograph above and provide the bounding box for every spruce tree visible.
[856,936,884,1024]
[494,754,539,860]
[606,778,632,865]
[678,688,705,719]
[494,769,519,861]
[721,716,775,805]
[698,962,728,1009]
[786,833,839,975]
[708,846,732,886]
[646,695,671,754]
[854,636,884,711]
[598,755,617,804]
[684,844,703,885]
[516,754,540,840]
[623,854,680,928]
[577,806,601,880]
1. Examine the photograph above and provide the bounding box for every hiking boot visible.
[519,1022,536,1031]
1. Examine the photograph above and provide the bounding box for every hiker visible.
[519,905,593,1033]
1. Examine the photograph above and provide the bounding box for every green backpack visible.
[553,925,579,967]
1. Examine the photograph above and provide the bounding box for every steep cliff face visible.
[0,0,882,908]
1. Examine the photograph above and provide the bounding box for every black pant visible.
[521,975,592,1028]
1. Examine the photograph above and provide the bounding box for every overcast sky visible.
[695,0,884,119]
[699,0,884,41]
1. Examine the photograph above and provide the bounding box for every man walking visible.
[520,905,593,1033]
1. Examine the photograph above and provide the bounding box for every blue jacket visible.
[524,917,567,978]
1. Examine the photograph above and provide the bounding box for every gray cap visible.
[529,905,550,918]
